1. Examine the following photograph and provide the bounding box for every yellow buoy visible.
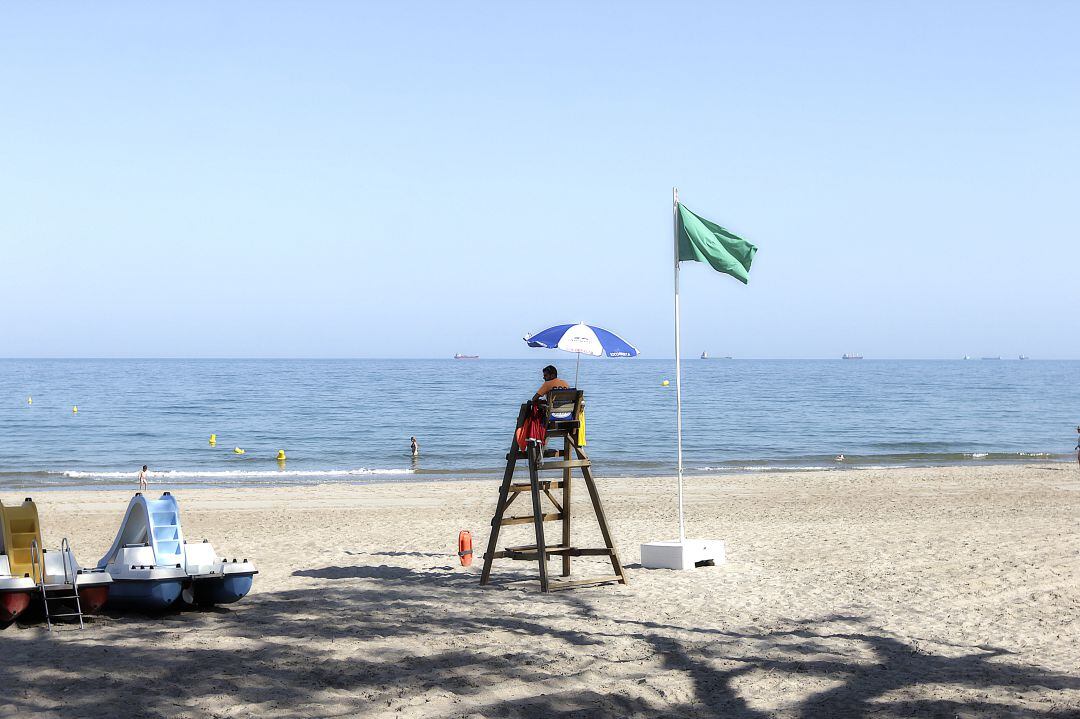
[27,396,32,405]
[233,447,245,455]
[276,449,286,461]
[72,405,78,413]
[209,433,217,446]
[661,380,670,387]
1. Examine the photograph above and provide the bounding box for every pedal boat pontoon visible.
[1,498,112,626]
[0,557,35,625]
[98,492,257,610]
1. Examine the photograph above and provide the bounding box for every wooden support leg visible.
[480,406,526,586]
[574,444,627,584]
[561,435,572,577]
[527,440,550,592]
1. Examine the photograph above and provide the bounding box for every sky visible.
[1,2,1077,359]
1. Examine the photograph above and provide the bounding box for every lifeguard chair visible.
[479,389,626,592]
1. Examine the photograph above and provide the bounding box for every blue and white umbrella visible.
[524,322,638,385]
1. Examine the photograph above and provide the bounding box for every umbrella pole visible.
[575,351,580,387]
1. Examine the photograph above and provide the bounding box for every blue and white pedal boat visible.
[99,492,257,610]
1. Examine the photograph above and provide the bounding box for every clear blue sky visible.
[2,2,1077,359]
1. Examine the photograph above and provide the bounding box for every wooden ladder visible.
[480,403,627,592]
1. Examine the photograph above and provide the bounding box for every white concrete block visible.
[640,539,726,570]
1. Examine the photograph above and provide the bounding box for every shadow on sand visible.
[2,563,1077,717]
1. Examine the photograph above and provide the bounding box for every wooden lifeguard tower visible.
[479,389,626,592]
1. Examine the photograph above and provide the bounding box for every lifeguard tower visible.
[479,389,626,592]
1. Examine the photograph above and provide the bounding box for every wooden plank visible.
[537,459,590,471]
[543,488,563,514]
[503,543,571,553]
[503,544,574,561]
[561,434,572,578]
[508,481,564,493]
[480,404,527,586]
[500,512,563,526]
[502,547,610,560]
[527,440,549,592]
[503,552,560,561]
[546,575,624,591]
[575,443,628,585]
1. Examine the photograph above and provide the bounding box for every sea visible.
[1,358,1077,490]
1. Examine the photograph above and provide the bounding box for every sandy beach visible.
[2,464,1078,718]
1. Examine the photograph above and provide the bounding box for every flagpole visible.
[673,186,686,543]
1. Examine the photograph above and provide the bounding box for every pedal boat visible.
[1,498,112,622]
[0,560,35,625]
[99,492,256,610]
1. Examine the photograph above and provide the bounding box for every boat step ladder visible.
[32,538,84,630]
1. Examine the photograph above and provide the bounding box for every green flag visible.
[677,203,757,284]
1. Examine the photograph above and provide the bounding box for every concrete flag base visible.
[640,539,726,570]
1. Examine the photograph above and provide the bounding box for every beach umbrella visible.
[523,322,638,386]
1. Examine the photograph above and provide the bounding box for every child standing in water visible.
[138,465,148,491]
[410,437,419,457]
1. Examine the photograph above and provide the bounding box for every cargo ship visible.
[453,353,479,360]
[842,353,863,360]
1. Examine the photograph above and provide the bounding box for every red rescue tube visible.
[458,530,473,567]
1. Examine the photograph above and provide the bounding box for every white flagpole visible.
[673,186,686,543]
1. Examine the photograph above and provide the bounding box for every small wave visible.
[58,468,413,480]
[695,465,836,473]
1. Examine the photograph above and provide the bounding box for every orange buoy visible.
[457,530,473,567]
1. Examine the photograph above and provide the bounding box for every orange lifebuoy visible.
[458,530,473,567]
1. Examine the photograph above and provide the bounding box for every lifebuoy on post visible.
[458,530,473,567]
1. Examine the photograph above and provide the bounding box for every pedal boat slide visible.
[98,492,257,610]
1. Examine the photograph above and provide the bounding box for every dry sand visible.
[2,464,1079,718]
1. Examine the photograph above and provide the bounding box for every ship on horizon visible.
[842,353,863,360]
[453,353,479,360]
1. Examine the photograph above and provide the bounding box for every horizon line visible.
[0,356,1073,362]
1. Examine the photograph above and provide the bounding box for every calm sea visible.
[0,359,1076,490]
